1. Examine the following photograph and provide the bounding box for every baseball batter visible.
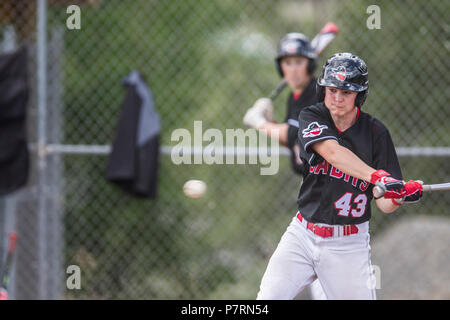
[256,53,423,300]
[244,32,318,174]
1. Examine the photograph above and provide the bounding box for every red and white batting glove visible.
[370,169,407,199]
[392,180,424,205]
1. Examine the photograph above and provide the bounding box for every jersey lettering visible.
[309,160,370,192]
[314,161,329,175]
[352,194,368,217]
[359,180,369,191]
[335,192,352,216]
[330,166,344,179]
[334,193,368,218]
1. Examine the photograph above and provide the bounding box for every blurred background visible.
[0,0,448,299]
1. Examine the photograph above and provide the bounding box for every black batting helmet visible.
[316,52,369,108]
[275,33,317,77]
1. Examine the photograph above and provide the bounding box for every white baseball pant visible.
[257,214,376,300]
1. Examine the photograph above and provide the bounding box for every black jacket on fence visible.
[106,71,160,198]
[0,46,29,196]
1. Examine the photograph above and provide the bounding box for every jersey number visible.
[334,193,368,218]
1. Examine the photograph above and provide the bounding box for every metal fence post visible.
[36,0,49,300]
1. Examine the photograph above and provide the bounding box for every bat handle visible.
[269,81,287,101]
[373,184,385,198]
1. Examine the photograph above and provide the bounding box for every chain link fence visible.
[0,0,448,299]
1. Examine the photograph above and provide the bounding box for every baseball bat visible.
[0,232,18,300]
[269,22,340,101]
[373,182,450,198]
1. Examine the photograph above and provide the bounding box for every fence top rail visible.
[28,144,450,157]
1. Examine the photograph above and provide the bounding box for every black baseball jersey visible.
[285,78,317,175]
[297,102,402,225]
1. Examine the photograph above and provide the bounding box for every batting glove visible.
[370,169,407,199]
[243,98,274,129]
[392,180,424,205]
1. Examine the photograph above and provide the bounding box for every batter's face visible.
[280,56,311,91]
[324,87,358,119]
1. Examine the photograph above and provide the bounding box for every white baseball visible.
[183,180,207,198]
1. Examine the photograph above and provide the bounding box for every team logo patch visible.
[283,41,298,54]
[302,122,328,138]
[330,66,347,81]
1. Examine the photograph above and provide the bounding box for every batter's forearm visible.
[375,197,400,213]
[313,140,376,182]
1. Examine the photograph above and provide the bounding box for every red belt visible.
[296,213,358,238]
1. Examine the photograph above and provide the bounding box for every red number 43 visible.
[334,192,368,218]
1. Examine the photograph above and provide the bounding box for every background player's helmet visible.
[275,32,317,77]
[316,52,369,108]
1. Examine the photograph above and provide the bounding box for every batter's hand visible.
[392,180,424,205]
[243,98,274,129]
[370,170,407,199]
